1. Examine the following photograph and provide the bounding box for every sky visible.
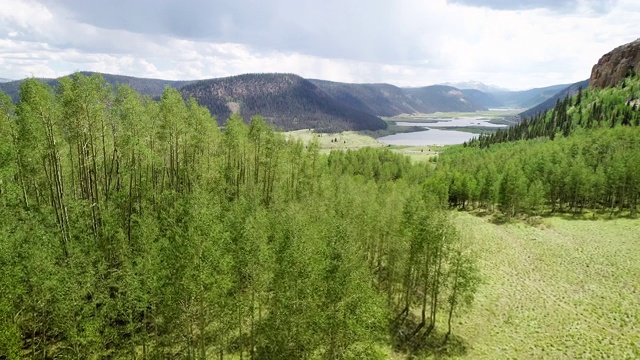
[0,0,638,90]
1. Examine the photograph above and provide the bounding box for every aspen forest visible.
[0,74,480,359]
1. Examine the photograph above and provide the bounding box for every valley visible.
[1,28,639,360]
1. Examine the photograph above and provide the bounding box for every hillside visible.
[441,80,509,93]
[470,74,639,148]
[460,89,504,108]
[403,85,488,113]
[0,77,58,102]
[0,71,193,101]
[1,71,585,131]
[590,37,640,88]
[519,79,589,119]
[80,71,195,97]
[489,83,571,109]
[470,37,640,149]
[309,79,424,116]
[438,38,640,221]
[180,73,387,132]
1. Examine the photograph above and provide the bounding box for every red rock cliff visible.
[590,38,640,89]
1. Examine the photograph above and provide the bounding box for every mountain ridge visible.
[441,80,510,93]
[519,79,590,119]
[180,73,387,132]
[590,37,640,89]
[0,71,577,131]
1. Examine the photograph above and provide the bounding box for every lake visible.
[379,116,507,146]
[378,128,478,146]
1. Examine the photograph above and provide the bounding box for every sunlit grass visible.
[449,212,640,359]
[283,129,440,162]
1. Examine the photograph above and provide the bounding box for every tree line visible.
[468,73,640,148]
[438,127,640,217]
[0,74,479,359]
[439,74,640,217]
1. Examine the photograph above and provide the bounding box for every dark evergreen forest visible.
[438,74,640,218]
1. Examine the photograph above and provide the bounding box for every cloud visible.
[0,0,638,89]
[448,0,617,13]
[40,0,443,64]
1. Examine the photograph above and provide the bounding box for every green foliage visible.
[0,76,478,358]
[180,73,387,132]
[470,74,640,148]
[441,127,640,216]
[445,75,640,218]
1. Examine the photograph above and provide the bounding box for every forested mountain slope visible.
[435,39,640,219]
[460,89,503,108]
[471,74,640,147]
[403,85,488,113]
[309,79,425,116]
[0,71,193,101]
[490,83,571,109]
[519,79,590,119]
[180,73,387,132]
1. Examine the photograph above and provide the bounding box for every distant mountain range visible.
[519,79,590,119]
[0,71,583,132]
[490,83,573,109]
[403,85,487,113]
[0,78,12,83]
[309,80,487,116]
[0,72,194,102]
[441,80,510,93]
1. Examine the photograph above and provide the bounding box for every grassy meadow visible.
[289,117,639,359]
[284,129,440,161]
[447,213,640,359]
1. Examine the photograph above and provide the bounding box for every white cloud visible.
[0,0,637,89]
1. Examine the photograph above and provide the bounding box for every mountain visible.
[590,37,640,89]
[470,37,640,148]
[403,85,488,113]
[0,70,579,132]
[0,78,12,83]
[460,89,504,108]
[0,72,194,101]
[79,71,195,97]
[519,79,589,119]
[311,80,501,115]
[489,83,572,109]
[309,79,425,116]
[180,73,387,132]
[0,78,56,102]
[442,81,577,109]
[441,80,509,93]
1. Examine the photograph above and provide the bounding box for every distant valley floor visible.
[285,109,521,150]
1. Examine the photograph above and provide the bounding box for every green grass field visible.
[284,129,440,161]
[449,212,640,359]
[284,129,385,153]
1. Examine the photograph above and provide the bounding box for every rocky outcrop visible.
[590,38,640,89]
